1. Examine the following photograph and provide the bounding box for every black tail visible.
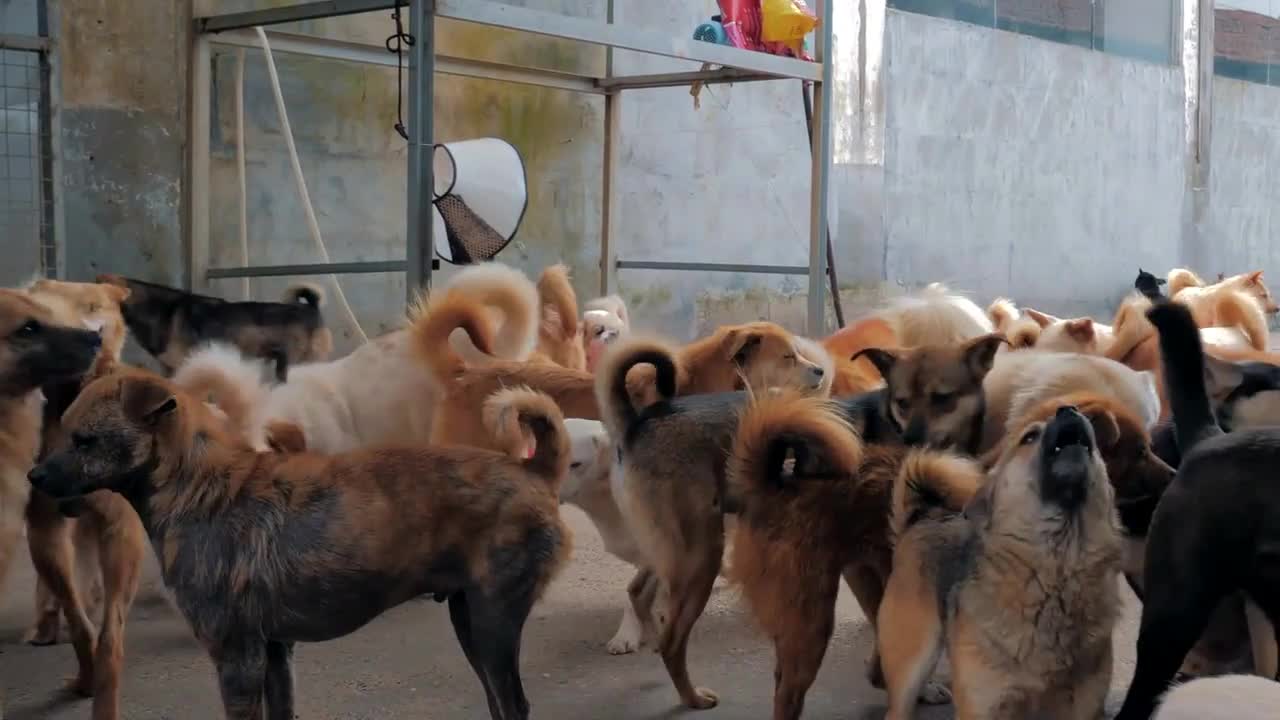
[1147,301,1222,453]
[593,339,679,437]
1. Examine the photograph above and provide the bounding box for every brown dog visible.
[20,279,150,720]
[28,372,572,720]
[531,264,587,371]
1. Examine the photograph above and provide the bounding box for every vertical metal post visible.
[806,1,834,337]
[189,35,212,291]
[406,0,435,302]
[599,0,617,296]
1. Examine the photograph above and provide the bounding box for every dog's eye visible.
[783,353,796,361]
[931,391,955,407]
[593,326,605,337]
[15,320,39,338]
[570,461,583,470]
[1020,428,1041,445]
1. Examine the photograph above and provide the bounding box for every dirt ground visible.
[1,506,1141,720]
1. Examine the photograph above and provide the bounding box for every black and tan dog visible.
[28,371,572,720]
[97,274,331,380]
[882,405,1122,720]
[1117,302,1280,719]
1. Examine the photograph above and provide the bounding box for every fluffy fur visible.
[987,298,1042,350]
[532,264,586,371]
[823,284,991,363]
[1169,268,1275,351]
[1153,675,1280,720]
[581,295,630,373]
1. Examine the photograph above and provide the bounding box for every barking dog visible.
[28,372,572,720]
[725,391,975,720]
[881,405,1122,720]
[97,274,332,379]
[1117,302,1280,719]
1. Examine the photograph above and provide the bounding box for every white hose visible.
[255,26,369,344]
[234,48,250,301]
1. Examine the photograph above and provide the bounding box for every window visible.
[1214,1,1280,85]
[888,0,1179,65]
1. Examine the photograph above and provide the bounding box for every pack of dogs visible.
[2,263,1279,719]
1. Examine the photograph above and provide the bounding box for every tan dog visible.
[1169,268,1274,350]
[594,333,828,710]
[987,298,1042,349]
[531,264,587,371]
[1023,309,1107,354]
[880,406,1122,720]
[28,371,572,720]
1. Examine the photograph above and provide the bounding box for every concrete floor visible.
[1,507,1142,720]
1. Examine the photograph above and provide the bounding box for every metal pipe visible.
[189,35,212,291]
[206,260,438,279]
[615,260,809,275]
[806,1,835,337]
[198,0,401,34]
[802,81,844,328]
[405,0,435,301]
[599,0,616,296]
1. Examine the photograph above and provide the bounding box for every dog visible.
[592,335,828,709]
[1136,268,1167,300]
[97,273,332,380]
[852,333,1007,454]
[173,262,539,454]
[824,284,993,363]
[1152,674,1280,720]
[28,371,572,720]
[981,349,1161,452]
[0,288,102,601]
[1166,268,1274,351]
[531,264,586,371]
[582,294,629,373]
[881,404,1122,720]
[725,390,970,719]
[1116,301,1280,719]
[986,298,1041,349]
[1022,309,1108,354]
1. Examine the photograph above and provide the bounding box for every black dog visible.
[97,274,332,381]
[1134,268,1167,301]
[1116,301,1280,719]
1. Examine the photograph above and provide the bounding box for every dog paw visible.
[24,625,64,646]
[685,687,719,709]
[606,633,640,655]
[65,674,94,698]
[918,681,952,705]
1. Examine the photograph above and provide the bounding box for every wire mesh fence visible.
[0,44,54,284]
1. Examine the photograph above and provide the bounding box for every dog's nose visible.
[27,464,47,486]
[812,366,825,377]
[89,332,103,348]
[1056,405,1079,418]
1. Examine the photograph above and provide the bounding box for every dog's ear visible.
[1246,270,1264,286]
[121,376,178,428]
[1203,355,1245,398]
[850,347,898,382]
[1064,318,1095,343]
[1080,406,1121,450]
[724,329,762,366]
[963,334,1006,380]
[1024,309,1058,328]
[102,284,131,303]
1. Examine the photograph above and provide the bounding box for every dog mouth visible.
[1039,407,1095,509]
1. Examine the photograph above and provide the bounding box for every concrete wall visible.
[1204,77,1280,273]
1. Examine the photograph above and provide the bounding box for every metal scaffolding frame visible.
[191,0,834,335]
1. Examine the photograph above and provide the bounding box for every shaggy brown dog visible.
[21,279,150,720]
[28,372,572,720]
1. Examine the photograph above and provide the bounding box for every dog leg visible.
[263,641,296,720]
[1244,597,1278,679]
[771,595,836,720]
[26,576,65,645]
[90,514,142,720]
[214,643,268,720]
[877,572,948,720]
[449,591,531,720]
[26,497,96,695]
[607,587,644,655]
[843,564,886,688]
[656,552,721,710]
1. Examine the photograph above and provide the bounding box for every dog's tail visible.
[1167,267,1206,298]
[728,390,862,510]
[986,297,1019,333]
[484,387,570,490]
[891,451,985,538]
[171,343,268,432]
[441,262,540,361]
[281,283,325,308]
[1147,300,1223,453]
[537,264,580,341]
[408,288,497,383]
[593,337,679,437]
[1212,289,1269,352]
[1106,293,1156,362]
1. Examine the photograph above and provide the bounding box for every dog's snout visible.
[1056,405,1079,419]
[811,366,825,378]
[27,463,47,487]
[88,332,103,348]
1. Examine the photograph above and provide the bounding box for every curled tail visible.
[987,297,1020,333]
[1147,301,1222,453]
[728,390,862,512]
[537,264,580,340]
[282,283,324,307]
[1168,268,1206,299]
[408,288,497,383]
[593,337,679,437]
[891,451,984,538]
[442,262,539,361]
[484,387,570,490]
[171,343,268,432]
[1213,289,1269,352]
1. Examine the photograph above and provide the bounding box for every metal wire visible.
[0,45,53,281]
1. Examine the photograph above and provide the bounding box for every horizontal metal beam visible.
[437,0,821,82]
[0,33,48,52]
[615,260,809,275]
[197,0,401,34]
[600,68,779,91]
[209,29,604,94]
[206,259,438,279]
